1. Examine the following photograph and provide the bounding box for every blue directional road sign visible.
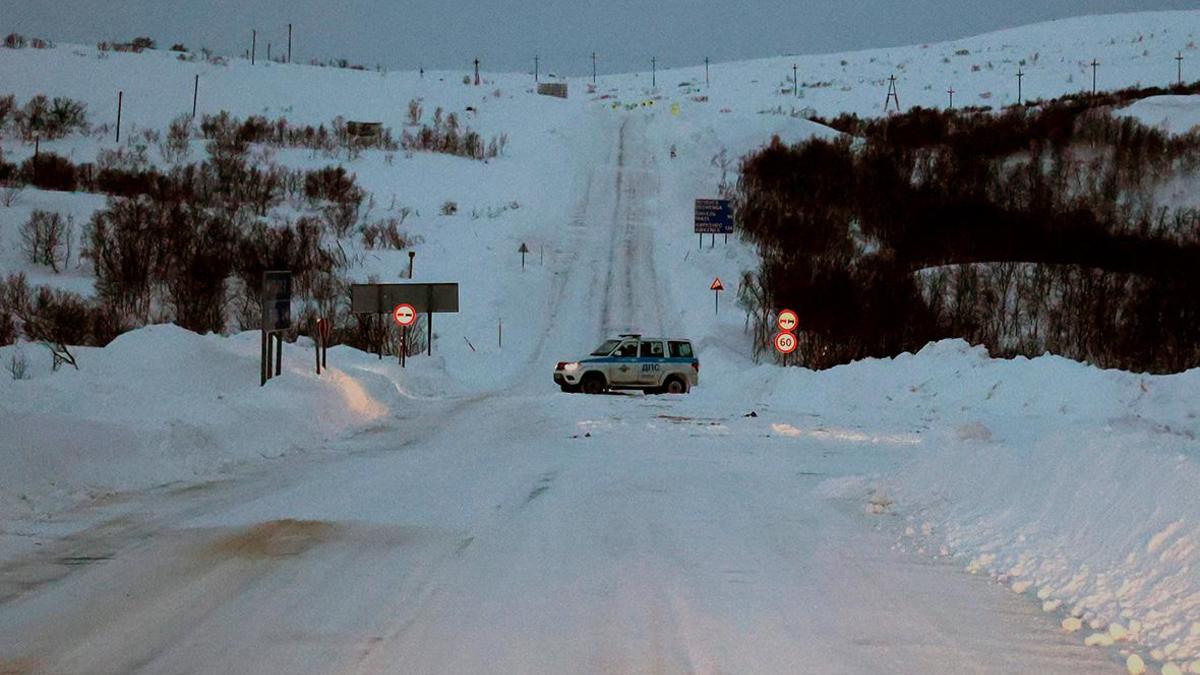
[694,198,734,234]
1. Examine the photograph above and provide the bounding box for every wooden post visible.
[267,43,271,63]
[261,329,268,385]
[534,55,539,82]
[1177,52,1184,86]
[288,23,292,63]
[705,56,709,86]
[265,330,274,380]
[1017,68,1024,105]
[474,58,480,85]
[592,52,597,84]
[793,64,798,97]
[251,30,256,65]
[116,91,123,143]
[947,86,955,109]
[498,318,502,348]
[652,56,656,87]
[1091,59,1098,95]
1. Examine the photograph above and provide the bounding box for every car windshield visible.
[590,339,621,356]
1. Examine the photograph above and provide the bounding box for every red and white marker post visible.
[393,304,417,368]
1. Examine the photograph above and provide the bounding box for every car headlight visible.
[563,362,580,371]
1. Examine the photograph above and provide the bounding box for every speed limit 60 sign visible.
[774,331,798,355]
[777,309,798,332]
[392,303,417,327]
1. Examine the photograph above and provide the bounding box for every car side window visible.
[640,341,664,358]
[616,341,639,357]
[668,341,693,358]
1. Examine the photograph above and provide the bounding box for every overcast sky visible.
[5,0,1196,75]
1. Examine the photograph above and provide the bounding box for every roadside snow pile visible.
[799,341,1200,669]
[0,325,404,520]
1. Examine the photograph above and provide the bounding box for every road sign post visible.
[774,331,797,356]
[777,309,798,333]
[710,277,724,315]
[694,199,733,250]
[260,271,292,386]
[393,303,417,367]
[352,283,459,359]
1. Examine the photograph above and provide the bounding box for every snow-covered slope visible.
[3,9,1200,673]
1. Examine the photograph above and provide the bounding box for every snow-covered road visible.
[0,110,1126,674]
[0,390,1124,674]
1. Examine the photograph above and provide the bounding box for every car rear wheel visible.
[559,383,580,393]
[663,376,688,394]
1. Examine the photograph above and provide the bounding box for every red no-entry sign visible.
[392,303,417,327]
[774,331,798,355]
[777,309,798,332]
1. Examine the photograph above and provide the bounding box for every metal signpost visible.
[775,308,798,366]
[694,198,734,249]
[710,277,724,315]
[261,271,292,386]
[392,303,417,367]
[352,283,460,358]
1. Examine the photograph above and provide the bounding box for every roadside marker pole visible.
[498,318,502,348]
[116,91,123,143]
[252,30,256,65]
[192,75,199,117]
[288,23,292,63]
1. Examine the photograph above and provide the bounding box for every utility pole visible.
[947,86,955,109]
[474,57,480,85]
[534,55,539,82]
[592,52,597,84]
[251,30,256,65]
[1090,59,1098,95]
[1017,68,1024,105]
[652,56,656,87]
[884,74,900,112]
[793,64,799,97]
[192,74,199,117]
[705,56,709,86]
[287,23,292,63]
[1177,51,1185,86]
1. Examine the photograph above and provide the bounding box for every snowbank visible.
[0,325,407,519]
[775,340,1200,669]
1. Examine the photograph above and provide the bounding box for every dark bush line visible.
[735,92,1200,373]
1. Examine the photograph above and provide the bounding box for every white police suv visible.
[554,335,699,394]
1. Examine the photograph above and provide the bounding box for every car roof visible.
[611,336,691,342]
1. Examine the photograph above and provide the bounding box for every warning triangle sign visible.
[710,277,725,291]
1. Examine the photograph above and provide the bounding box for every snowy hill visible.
[2,9,1200,673]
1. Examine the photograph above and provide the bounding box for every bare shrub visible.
[4,33,26,49]
[440,200,458,215]
[0,181,23,207]
[20,211,72,272]
[161,115,192,162]
[8,346,28,379]
[360,217,409,249]
[407,99,422,125]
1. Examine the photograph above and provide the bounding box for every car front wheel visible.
[580,373,606,395]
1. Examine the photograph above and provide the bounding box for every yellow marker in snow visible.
[671,102,680,116]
